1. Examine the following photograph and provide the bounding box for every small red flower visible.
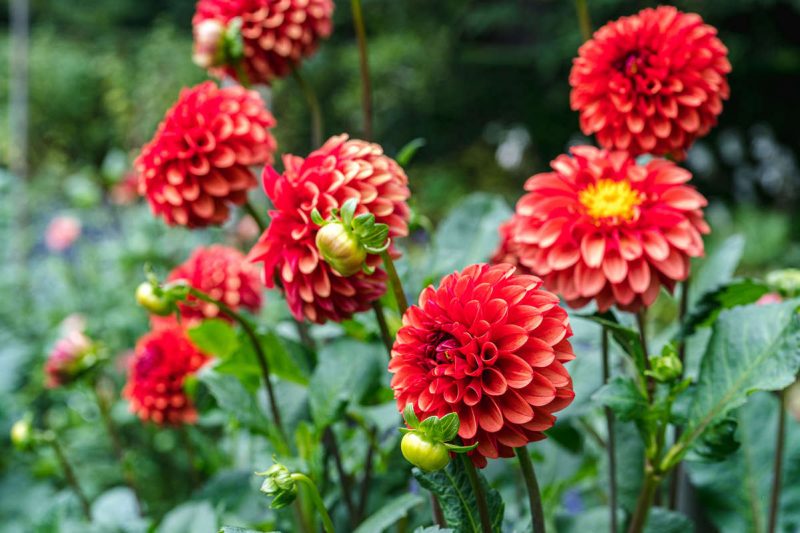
[193,0,334,86]
[136,81,277,228]
[165,244,263,323]
[570,6,730,158]
[389,263,576,468]
[124,326,210,426]
[509,146,709,312]
[249,134,411,324]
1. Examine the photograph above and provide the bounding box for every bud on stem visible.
[399,404,478,472]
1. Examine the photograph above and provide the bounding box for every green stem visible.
[574,0,592,42]
[372,300,394,356]
[187,287,285,440]
[292,473,336,533]
[93,379,143,511]
[768,390,786,533]
[601,328,618,533]
[180,426,199,491]
[431,494,446,527]
[244,199,267,233]
[516,447,545,533]
[669,277,690,510]
[636,310,654,400]
[50,437,91,520]
[461,454,493,533]
[324,427,357,525]
[627,470,658,533]
[292,68,324,148]
[350,0,373,140]
[380,250,408,315]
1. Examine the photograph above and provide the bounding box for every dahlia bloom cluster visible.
[165,245,263,323]
[136,81,277,228]
[193,0,334,86]
[124,325,210,425]
[389,263,576,467]
[249,134,411,324]
[501,146,709,312]
[570,6,731,158]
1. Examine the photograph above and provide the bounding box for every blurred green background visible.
[1,0,800,531]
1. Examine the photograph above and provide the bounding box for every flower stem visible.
[372,300,393,356]
[636,310,653,399]
[187,287,285,440]
[669,277,690,511]
[516,446,546,533]
[460,453,493,533]
[431,494,446,527]
[292,68,324,148]
[50,436,91,520]
[574,0,592,42]
[627,470,658,533]
[291,473,336,533]
[380,250,408,315]
[244,199,267,233]
[601,328,618,533]
[93,379,143,512]
[768,389,787,533]
[350,0,373,140]
[324,427,357,525]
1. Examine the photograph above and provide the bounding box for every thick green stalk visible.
[292,68,324,148]
[627,470,658,533]
[380,251,409,315]
[372,300,394,356]
[350,0,373,139]
[516,447,545,533]
[461,454,493,533]
[292,473,336,533]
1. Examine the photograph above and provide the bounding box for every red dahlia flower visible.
[249,134,411,324]
[193,0,334,86]
[570,6,730,158]
[124,326,210,425]
[510,146,709,312]
[136,81,277,228]
[167,245,263,323]
[389,263,576,467]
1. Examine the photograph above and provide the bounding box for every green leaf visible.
[690,234,745,306]
[257,331,310,385]
[429,193,512,279]
[199,368,274,438]
[308,339,383,430]
[678,279,769,339]
[395,138,426,167]
[644,508,694,533]
[352,493,424,533]
[676,299,800,465]
[579,312,645,372]
[689,416,740,461]
[157,501,217,533]
[403,404,420,428]
[414,459,504,533]
[189,319,239,359]
[593,377,648,422]
[438,412,460,442]
[219,528,267,533]
[414,527,454,533]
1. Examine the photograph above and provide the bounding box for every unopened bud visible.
[257,463,298,509]
[136,282,175,316]
[315,222,367,277]
[11,417,34,451]
[193,19,225,69]
[648,353,683,383]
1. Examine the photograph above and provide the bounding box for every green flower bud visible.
[135,282,175,316]
[10,417,34,451]
[401,432,450,472]
[257,463,298,509]
[315,222,367,277]
[648,352,683,383]
[397,404,478,472]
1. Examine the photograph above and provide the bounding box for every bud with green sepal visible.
[10,416,35,451]
[311,198,390,277]
[256,459,334,533]
[399,404,478,472]
[135,265,191,317]
[646,342,684,383]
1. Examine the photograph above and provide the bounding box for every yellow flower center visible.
[578,179,643,223]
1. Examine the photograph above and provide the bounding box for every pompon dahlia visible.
[124,326,210,425]
[570,6,730,158]
[193,0,334,86]
[136,81,277,228]
[248,134,411,324]
[167,245,263,323]
[510,146,709,312]
[389,263,576,468]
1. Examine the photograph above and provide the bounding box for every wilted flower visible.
[124,326,210,425]
[509,146,709,312]
[570,6,730,158]
[45,330,100,388]
[193,0,334,86]
[165,245,263,322]
[136,81,277,228]
[389,263,576,467]
[248,134,410,324]
[45,216,81,252]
